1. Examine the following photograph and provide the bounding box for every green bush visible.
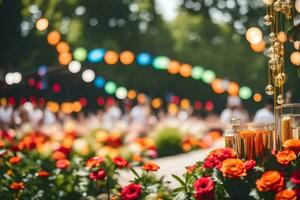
[154,128,183,157]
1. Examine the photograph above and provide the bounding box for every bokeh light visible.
[38,65,48,76]
[245,27,263,44]
[211,79,226,94]
[179,64,192,77]
[227,82,239,96]
[120,50,135,65]
[151,98,162,109]
[116,87,128,99]
[104,50,118,65]
[68,60,81,73]
[277,31,287,43]
[127,90,137,99]
[56,42,70,53]
[137,52,151,66]
[82,69,95,82]
[296,0,300,13]
[239,86,252,99]
[263,0,274,5]
[52,83,61,93]
[94,76,106,88]
[202,70,216,83]
[191,66,204,80]
[104,81,117,94]
[137,93,147,103]
[74,47,87,61]
[58,52,72,65]
[47,101,59,113]
[72,101,82,112]
[153,56,170,69]
[167,60,180,74]
[250,40,266,52]
[253,93,262,102]
[36,18,49,31]
[88,48,105,63]
[180,98,190,109]
[47,31,61,45]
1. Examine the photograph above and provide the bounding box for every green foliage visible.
[154,128,183,157]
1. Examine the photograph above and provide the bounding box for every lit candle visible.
[281,115,293,143]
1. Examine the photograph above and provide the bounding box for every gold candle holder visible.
[281,115,293,142]
[224,130,236,149]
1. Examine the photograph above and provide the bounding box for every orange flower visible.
[220,159,246,178]
[256,171,284,192]
[52,151,66,160]
[56,159,70,169]
[275,189,297,200]
[10,182,25,190]
[9,156,21,164]
[283,139,300,153]
[276,149,297,165]
[132,155,143,162]
[143,162,160,171]
[186,164,197,174]
[209,148,237,161]
[182,142,192,152]
[85,156,104,168]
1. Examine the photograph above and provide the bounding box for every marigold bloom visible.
[10,182,25,190]
[52,151,66,160]
[220,159,246,178]
[283,139,300,153]
[56,159,70,169]
[276,149,296,165]
[143,162,160,171]
[275,189,297,200]
[85,156,104,168]
[38,170,50,177]
[256,171,284,192]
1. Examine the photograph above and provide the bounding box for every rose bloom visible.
[193,177,215,200]
[38,170,50,177]
[209,148,237,161]
[276,149,297,165]
[203,156,221,169]
[121,183,142,200]
[275,189,297,200]
[256,171,284,192]
[56,159,70,169]
[113,156,128,168]
[9,156,22,164]
[143,162,160,171]
[283,139,300,153]
[220,159,246,178]
[10,182,25,190]
[291,170,300,185]
[244,160,256,171]
[86,156,104,168]
[89,169,106,181]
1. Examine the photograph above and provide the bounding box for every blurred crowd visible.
[0,95,279,137]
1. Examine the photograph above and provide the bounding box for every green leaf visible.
[130,168,140,179]
[173,191,189,200]
[172,174,186,186]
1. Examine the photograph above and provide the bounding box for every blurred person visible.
[0,104,13,129]
[129,98,150,134]
[27,103,43,128]
[43,106,56,125]
[253,98,274,123]
[234,104,250,123]
[220,96,241,124]
[103,99,122,130]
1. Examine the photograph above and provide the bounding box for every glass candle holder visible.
[224,129,236,149]
[276,103,300,146]
[235,123,274,163]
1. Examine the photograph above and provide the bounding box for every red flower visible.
[244,160,256,171]
[89,169,106,181]
[291,170,300,185]
[113,156,128,168]
[203,156,221,169]
[56,159,70,169]
[121,183,142,200]
[143,162,160,171]
[10,182,25,190]
[9,156,22,164]
[193,177,215,200]
[86,156,104,168]
[0,140,4,148]
[209,148,237,161]
[38,170,50,177]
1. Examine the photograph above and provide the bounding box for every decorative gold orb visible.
[267,47,275,58]
[277,94,284,104]
[269,58,279,70]
[272,69,279,78]
[274,74,285,87]
[273,1,282,12]
[265,84,274,95]
[263,15,273,26]
[269,32,277,43]
[294,41,300,50]
[290,51,300,66]
[281,73,288,82]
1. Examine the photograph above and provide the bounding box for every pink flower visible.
[244,160,256,171]
[194,177,215,200]
[89,169,106,181]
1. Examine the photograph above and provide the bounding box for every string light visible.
[191,66,204,80]
[227,82,239,96]
[137,52,151,66]
[88,48,105,63]
[202,70,216,83]
[94,76,106,88]
[250,40,266,52]
[153,56,170,69]
[82,69,95,83]
[47,31,61,45]
[58,52,72,65]
[104,50,118,65]
[73,47,87,61]
[68,60,81,73]
[239,86,252,100]
[179,64,192,77]
[116,87,127,99]
[253,93,262,102]
[120,50,135,65]
[245,27,263,44]
[167,60,180,74]
[127,90,137,99]
[36,18,49,31]
[104,81,117,94]
[290,51,300,66]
